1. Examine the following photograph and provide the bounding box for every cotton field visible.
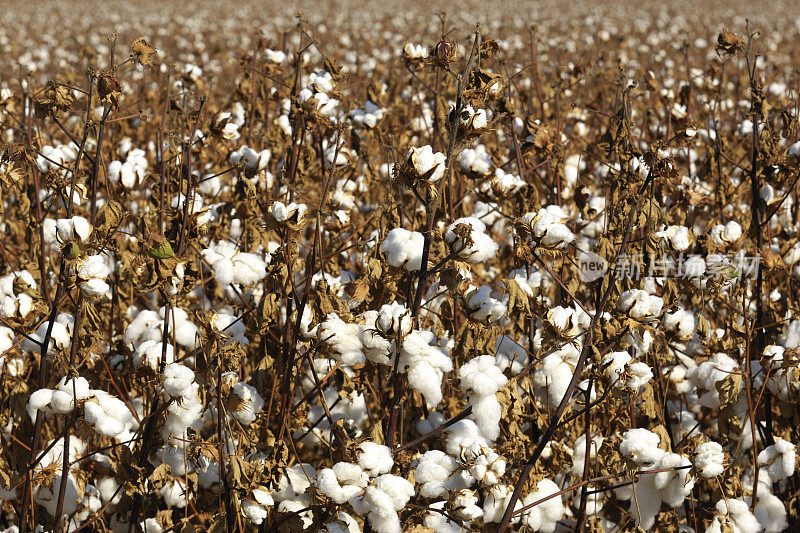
[1,0,800,532]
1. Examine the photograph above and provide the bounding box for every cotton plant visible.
[76,254,112,298]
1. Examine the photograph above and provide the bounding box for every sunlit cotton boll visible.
[381,228,425,271]
[77,254,111,298]
[444,217,499,263]
[407,145,446,183]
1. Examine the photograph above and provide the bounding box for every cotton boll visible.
[159,481,187,508]
[753,492,788,533]
[620,428,664,466]
[519,478,565,533]
[655,225,693,251]
[406,145,446,183]
[465,286,507,325]
[133,340,174,370]
[653,452,694,507]
[319,314,365,365]
[757,438,796,482]
[618,289,663,321]
[316,462,368,504]
[357,442,394,477]
[685,353,739,408]
[626,361,653,391]
[230,382,264,425]
[519,208,575,250]
[444,217,499,263]
[459,354,508,440]
[710,499,762,533]
[381,228,425,271]
[494,335,531,375]
[398,330,453,408]
[444,419,490,456]
[571,433,604,477]
[414,450,458,498]
[532,343,580,409]
[695,441,725,478]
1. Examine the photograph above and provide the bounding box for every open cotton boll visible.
[350,101,385,128]
[620,428,664,465]
[381,228,424,271]
[466,444,506,486]
[466,286,507,325]
[270,200,307,223]
[571,433,604,477]
[228,382,264,425]
[753,492,788,533]
[444,419,490,456]
[459,144,493,175]
[459,354,507,440]
[316,462,369,504]
[444,217,499,263]
[532,342,579,409]
[414,450,460,498]
[273,463,316,502]
[757,438,796,482]
[161,363,196,398]
[695,441,726,478]
[603,351,631,386]
[319,314,365,365]
[518,478,565,533]
[653,452,694,507]
[655,225,693,251]
[83,390,134,437]
[357,442,394,477]
[229,145,270,171]
[664,308,697,340]
[519,208,575,250]
[398,330,453,408]
[494,335,531,375]
[618,289,663,321]
[407,145,446,183]
[708,499,762,533]
[685,352,739,408]
[626,361,653,391]
[77,255,112,298]
[709,221,743,247]
[55,216,92,243]
[201,241,268,287]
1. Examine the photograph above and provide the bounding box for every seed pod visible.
[147,236,175,259]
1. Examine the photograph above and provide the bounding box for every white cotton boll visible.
[466,443,506,487]
[695,441,725,478]
[242,500,268,525]
[273,463,316,502]
[620,428,664,465]
[571,434,604,477]
[533,343,579,409]
[709,221,743,247]
[603,351,631,386]
[316,463,368,504]
[414,450,458,498]
[466,286,507,325]
[494,335,530,375]
[373,474,415,511]
[712,499,762,533]
[29,389,54,411]
[444,217,499,263]
[84,401,125,437]
[416,412,446,436]
[444,419,490,456]
[357,442,394,477]
[459,354,507,440]
[664,308,696,340]
[319,314,365,365]
[626,361,653,391]
[459,144,493,175]
[520,208,575,250]
[407,145,446,183]
[653,453,694,507]
[754,492,788,533]
[161,364,195,398]
[381,228,425,271]
[424,503,464,532]
[618,289,663,321]
[757,438,796,482]
[230,382,264,425]
[655,225,693,251]
[159,481,187,508]
[519,478,565,533]
[686,353,739,408]
[398,330,453,408]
